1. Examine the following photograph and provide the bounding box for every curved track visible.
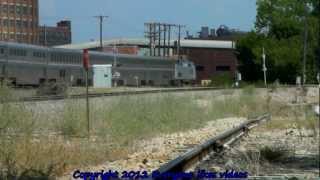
[150,114,271,180]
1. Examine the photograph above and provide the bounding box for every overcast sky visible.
[39,0,257,43]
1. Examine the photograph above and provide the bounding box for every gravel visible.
[59,117,247,179]
[195,125,319,179]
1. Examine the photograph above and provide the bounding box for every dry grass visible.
[0,85,318,178]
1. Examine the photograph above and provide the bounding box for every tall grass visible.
[0,85,318,178]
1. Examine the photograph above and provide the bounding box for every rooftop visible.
[55,38,236,50]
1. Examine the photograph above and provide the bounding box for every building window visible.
[196,65,205,71]
[16,20,22,29]
[29,7,33,15]
[9,5,15,14]
[16,6,21,14]
[23,21,28,28]
[23,6,28,15]
[10,20,15,27]
[3,19,8,27]
[216,66,230,71]
[2,5,8,13]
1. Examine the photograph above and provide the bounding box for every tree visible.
[237,0,319,84]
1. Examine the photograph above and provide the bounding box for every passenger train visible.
[0,41,196,87]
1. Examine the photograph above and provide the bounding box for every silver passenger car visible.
[0,41,196,86]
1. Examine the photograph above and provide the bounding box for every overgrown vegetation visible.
[237,0,319,84]
[210,73,234,88]
[0,85,318,178]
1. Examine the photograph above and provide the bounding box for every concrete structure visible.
[39,20,72,46]
[92,64,112,88]
[55,38,238,83]
[0,0,39,44]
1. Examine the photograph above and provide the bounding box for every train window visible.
[9,48,26,56]
[51,54,55,62]
[33,52,46,58]
[0,48,4,54]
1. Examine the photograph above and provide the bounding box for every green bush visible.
[210,73,234,87]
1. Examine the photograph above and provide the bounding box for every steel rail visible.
[8,85,319,103]
[17,87,223,102]
[151,113,271,180]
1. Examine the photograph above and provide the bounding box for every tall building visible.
[0,0,39,44]
[39,20,72,46]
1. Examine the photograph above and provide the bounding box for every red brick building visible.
[180,48,237,83]
[0,0,39,44]
[39,20,72,46]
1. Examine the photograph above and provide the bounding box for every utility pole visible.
[158,23,161,56]
[262,47,267,87]
[44,24,47,46]
[145,22,185,58]
[145,23,152,56]
[2,44,8,86]
[163,24,166,57]
[302,1,308,85]
[168,25,171,57]
[176,25,186,60]
[145,22,158,56]
[44,25,48,84]
[83,49,90,137]
[94,15,108,51]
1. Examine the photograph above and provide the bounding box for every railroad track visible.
[18,87,223,102]
[9,84,319,103]
[150,113,271,180]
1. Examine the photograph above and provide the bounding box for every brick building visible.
[179,47,237,83]
[39,20,72,46]
[0,0,39,44]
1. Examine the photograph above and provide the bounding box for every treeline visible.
[237,0,319,84]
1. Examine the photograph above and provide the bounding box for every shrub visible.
[210,73,234,87]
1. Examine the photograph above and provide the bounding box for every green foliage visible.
[237,0,319,84]
[210,73,234,87]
